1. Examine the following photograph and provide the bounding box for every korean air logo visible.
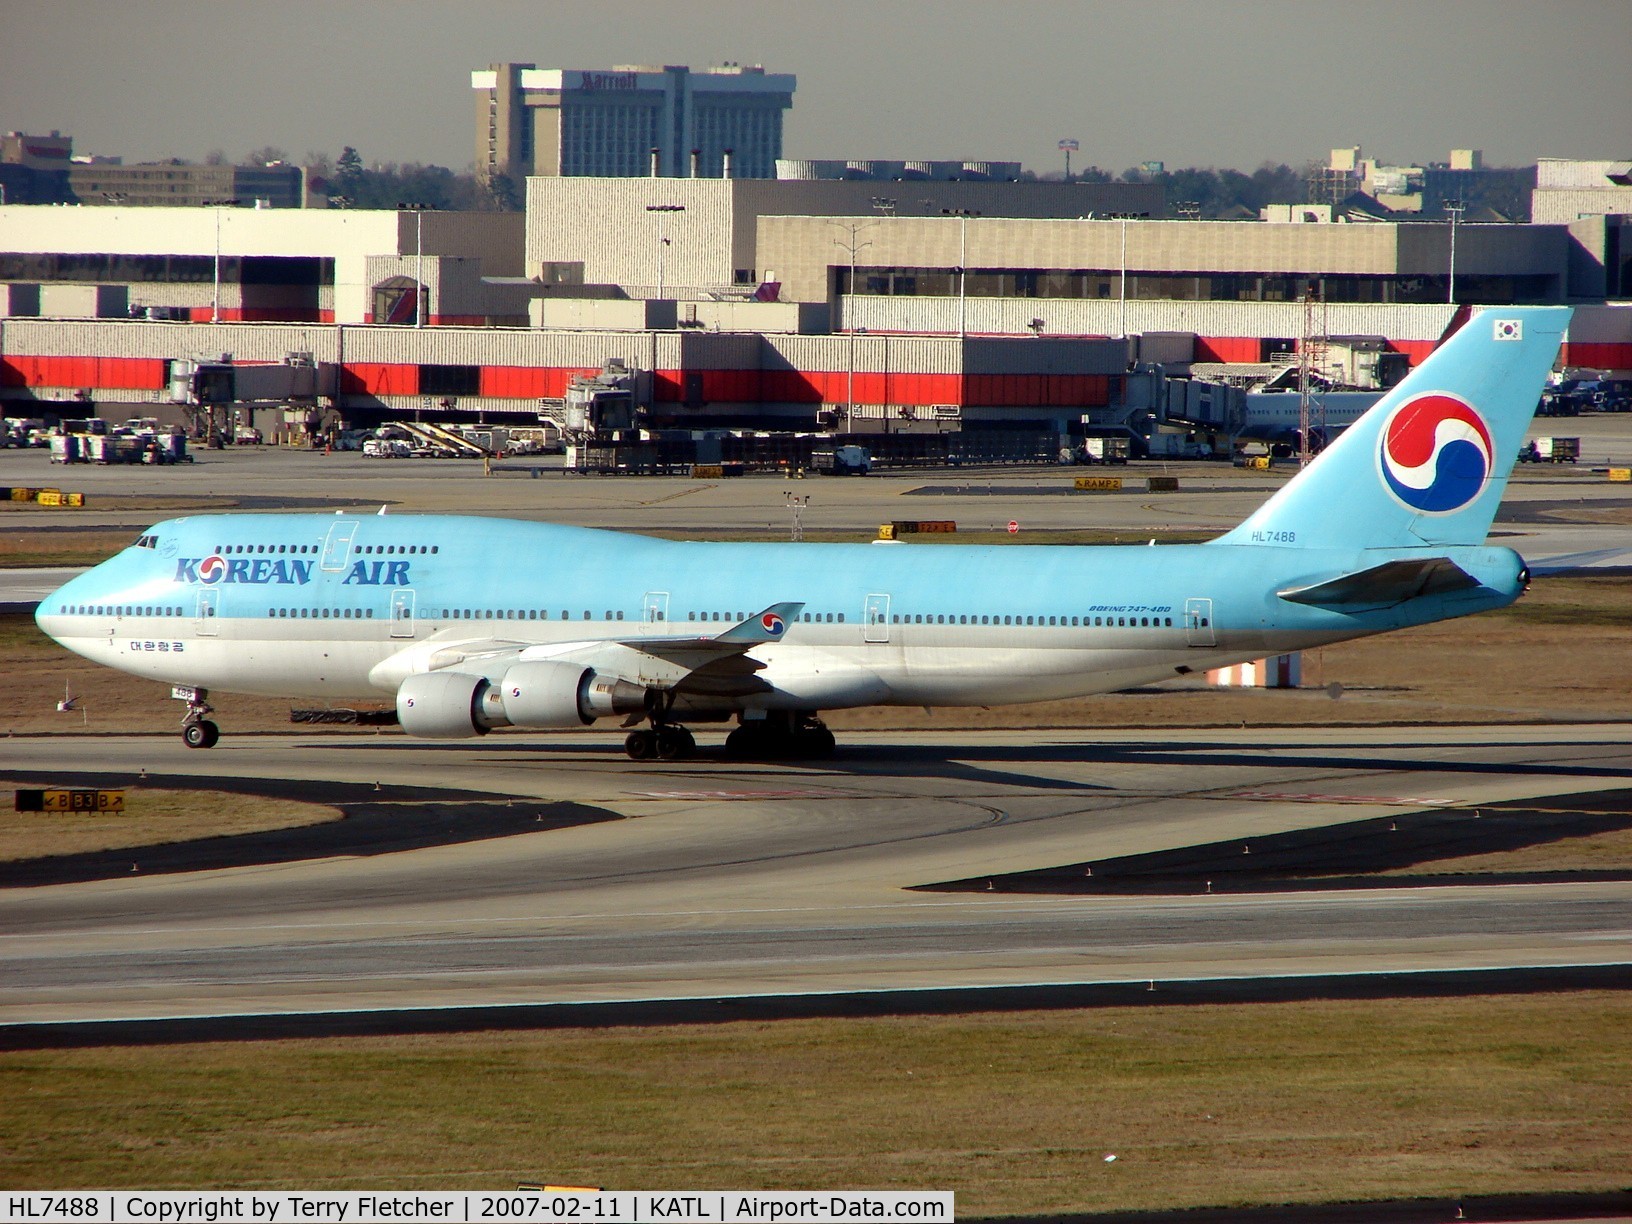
[760,612,787,637]
[1377,393,1494,515]
[197,554,227,584]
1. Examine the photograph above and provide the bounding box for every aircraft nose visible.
[34,567,95,642]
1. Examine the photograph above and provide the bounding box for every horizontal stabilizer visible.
[1278,557,1479,608]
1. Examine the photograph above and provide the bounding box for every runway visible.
[4,723,1630,1032]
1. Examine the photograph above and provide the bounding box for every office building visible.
[473,62,795,186]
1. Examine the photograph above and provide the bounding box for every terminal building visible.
[0,205,526,324]
[2,159,1629,434]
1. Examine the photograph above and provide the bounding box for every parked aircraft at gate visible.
[37,307,1570,760]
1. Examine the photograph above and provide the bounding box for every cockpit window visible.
[132,535,157,549]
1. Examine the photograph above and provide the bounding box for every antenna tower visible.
[1297,286,1329,467]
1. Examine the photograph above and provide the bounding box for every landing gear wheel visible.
[725,723,768,758]
[725,715,834,760]
[182,719,220,749]
[654,726,696,761]
[796,724,836,758]
[625,730,655,761]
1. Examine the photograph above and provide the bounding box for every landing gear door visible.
[390,589,416,639]
[194,589,220,637]
[864,593,891,643]
[321,519,358,572]
[1184,597,1215,647]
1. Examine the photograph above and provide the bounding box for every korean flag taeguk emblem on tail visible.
[1377,392,1495,515]
[761,611,787,636]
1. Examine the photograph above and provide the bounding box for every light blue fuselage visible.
[37,511,1526,713]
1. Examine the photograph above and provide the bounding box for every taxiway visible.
[3,723,1629,1031]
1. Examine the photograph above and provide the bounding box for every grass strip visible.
[2,993,1628,1213]
[0,787,342,863]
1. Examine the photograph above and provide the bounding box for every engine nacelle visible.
[396,662,648,739]
[397,670,497,739]
[499,660,646,727]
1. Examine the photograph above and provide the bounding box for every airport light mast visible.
[203,198,240,324]
[1445,198,1466,305]
[831,219,876,430]
[646,203,686,300]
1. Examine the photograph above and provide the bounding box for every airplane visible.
[1236,382,1381,455]
[36,306,1570,762]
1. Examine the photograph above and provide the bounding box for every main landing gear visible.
[174,685,220,749]
[724,712,836,760]
[624,723,697,761]
[619,710,837,762]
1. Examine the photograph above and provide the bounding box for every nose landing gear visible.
[173,685,220,749]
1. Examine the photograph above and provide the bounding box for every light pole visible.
[1106,212,1144,338]
[831,220,876,430]
[1445,198,1465,305]
[941,208,979,339]
[645,203,685,299]
[398,202,432,327]
[203,197,240,324]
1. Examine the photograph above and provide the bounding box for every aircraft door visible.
[1184,597,1215,647]
[194,589,220,636]
[390,589,415,639]
[642,591,670,632]
[864,593,891,643]
[321,520,358,572]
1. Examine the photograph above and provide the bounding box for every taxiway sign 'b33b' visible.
[38,307,1570,760]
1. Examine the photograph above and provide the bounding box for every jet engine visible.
[396,661,647,739]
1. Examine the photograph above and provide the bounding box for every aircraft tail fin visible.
[1212,306,1571,551]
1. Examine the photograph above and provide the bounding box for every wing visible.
[370,602,805,693]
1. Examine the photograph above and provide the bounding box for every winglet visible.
[714,602,805,644]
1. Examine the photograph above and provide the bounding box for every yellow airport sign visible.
[14,788,126,814]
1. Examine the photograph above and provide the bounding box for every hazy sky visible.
[3,0,1626,174]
